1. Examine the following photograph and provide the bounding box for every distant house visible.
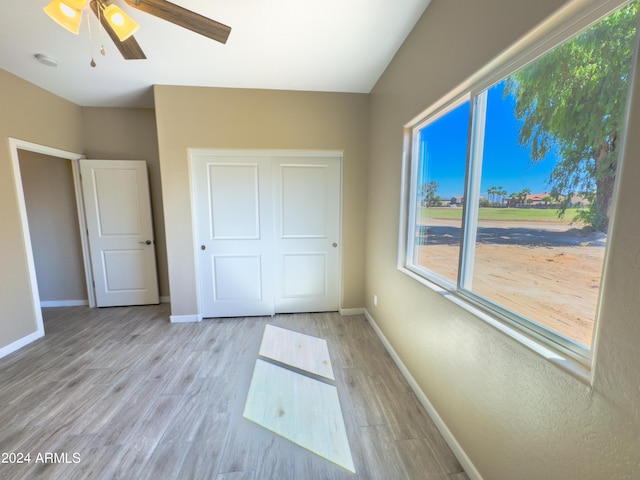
[506,192,550,207]
[525,193,551,206]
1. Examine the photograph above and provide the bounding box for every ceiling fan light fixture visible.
[43,0,84,34]
[102,4,139,41]
[64,0,90,9]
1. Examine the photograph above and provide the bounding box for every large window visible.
[403,0,638,359]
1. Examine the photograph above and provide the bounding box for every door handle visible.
[139,240,152,245]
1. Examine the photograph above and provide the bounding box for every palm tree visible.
[518,188,531,207]
[497,187,507,206]
[487,186,497,205]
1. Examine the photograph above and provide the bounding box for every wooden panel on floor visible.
[243,359,354,472]
[258,324,335,380]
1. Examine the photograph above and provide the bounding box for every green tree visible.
[419,180,440,207]
[487,185,506,205]
[492,186,507,206]
[519,188,531,207]
[497,187,507,206]
[487,186,497,205]
[504,2,638,231]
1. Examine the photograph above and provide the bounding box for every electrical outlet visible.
[373,295,378,307]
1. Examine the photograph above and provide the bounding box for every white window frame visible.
[405,94,471,289]
[398,0,639,374]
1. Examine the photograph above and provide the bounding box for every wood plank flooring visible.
[0,305,470,480]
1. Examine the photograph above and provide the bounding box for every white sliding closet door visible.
[273,157,340,313]
[193,155,275,317]
[192,151,341,318]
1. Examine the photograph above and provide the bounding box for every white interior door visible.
[273,157,340,313]
[193,155,275,317]
[80,160,159,307]
[193,151,341,318]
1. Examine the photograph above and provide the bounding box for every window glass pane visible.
[412,101,469,284]
[466,3,638,348]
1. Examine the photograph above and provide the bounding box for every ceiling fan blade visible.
[90,0,146,60]
[124,0,231,44]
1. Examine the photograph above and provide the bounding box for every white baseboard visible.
[0,329,44,360]
[170,314,202,323]
[363,309,483,480]
[40,300,89,308]
[41,298,171,307]
[339,307,365,316]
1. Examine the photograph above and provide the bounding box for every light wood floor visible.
[0,305,470,480]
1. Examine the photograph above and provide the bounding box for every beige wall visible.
[154,86,369,317]
[18,150,87,302]
[0,69,84,348]
[366,0,640,479]
[82,107,169,299]
[0,72,168,352]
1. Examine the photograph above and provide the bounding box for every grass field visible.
[419,207,582,223]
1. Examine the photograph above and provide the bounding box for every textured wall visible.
[365,0,640,478]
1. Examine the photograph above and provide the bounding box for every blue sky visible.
[419,81,556,199]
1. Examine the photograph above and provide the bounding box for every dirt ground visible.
[415,219,606,347]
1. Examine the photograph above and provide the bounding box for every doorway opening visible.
[19,150,89,307]
[8,138,93,342]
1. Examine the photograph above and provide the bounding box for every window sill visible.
[398,266,593,385]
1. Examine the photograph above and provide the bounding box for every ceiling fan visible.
[44,0,231,61]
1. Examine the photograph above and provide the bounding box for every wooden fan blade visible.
[125,0,231,44]
[90,0,146,60]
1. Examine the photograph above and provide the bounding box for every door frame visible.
[189,148,344,319]
[8,138,96,333]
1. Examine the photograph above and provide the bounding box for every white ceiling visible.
[0,0,431,108]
